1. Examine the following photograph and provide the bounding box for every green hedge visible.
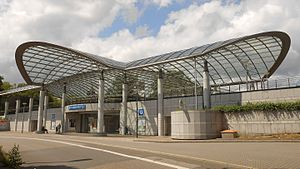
[212,101,300,113]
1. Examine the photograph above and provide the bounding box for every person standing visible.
[57,123,61,134]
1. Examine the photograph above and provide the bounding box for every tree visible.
[148,70,195,98]
[0,75,3,91]
[105,74,145,101]
[2,82,12,91]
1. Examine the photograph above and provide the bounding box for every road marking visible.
[45,136,254,169]
[1,136,189,169]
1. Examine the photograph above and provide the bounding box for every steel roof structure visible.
[0,85,41,96]
[14,31,290,101]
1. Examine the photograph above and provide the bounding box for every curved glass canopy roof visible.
[15,31,290,101]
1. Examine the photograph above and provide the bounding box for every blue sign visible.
[138,109,144,116]
[51,114,56,120]
[69,104,86,111]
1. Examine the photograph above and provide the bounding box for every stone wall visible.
[224,111,300,135]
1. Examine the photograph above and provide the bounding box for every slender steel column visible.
[37,86,45,133]
[27,97,33,132]
[97,73,105,134]
[120,83,128,135]
[157,69,164,136]
[203,60,211,109]
[194,57,198,110]
[15,99,21,132]
[61,83,66,133]
[4,100,9,119]
[42,94,49,128]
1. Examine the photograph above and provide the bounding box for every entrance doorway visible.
[31,120,37,132]
[80,114,119,133]
[164,116,171,136]
[104,115,119,134]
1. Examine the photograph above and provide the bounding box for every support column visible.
[157,69,164,136]
[61,83,66,133]
[203,60,211,109]
[42,94,49,128]
[120,83,128,135]
[27,97,33,132]
[37,86,45,133]
[97,73,105,135]
[4,100,9,119]
[15,99,20,132]
[194,57,198,110]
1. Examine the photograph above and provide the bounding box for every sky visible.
[0,0,299,83]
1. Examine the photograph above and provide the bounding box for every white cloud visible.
[75,0,300,78]
[134,24,151,38]
[0,0,300,83]
[151,0,173,7]
[0,0,138,82]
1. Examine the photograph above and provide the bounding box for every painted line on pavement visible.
[43,136,255,169]
[1,136,189,169]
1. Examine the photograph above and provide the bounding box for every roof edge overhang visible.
[15,31,291,87]
[15,41,126,86]
[124,31,291,75]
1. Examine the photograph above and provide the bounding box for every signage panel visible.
[68,104,86,111]
[138,109,144,116]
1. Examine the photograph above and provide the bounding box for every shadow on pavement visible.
[22,158,92,168]
[21,165,77,169]
[24,158,92,165]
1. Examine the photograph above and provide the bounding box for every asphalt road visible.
[0,132,300,169]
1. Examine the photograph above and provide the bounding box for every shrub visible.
[4,144,24,169]
[212,101,300,113]
[0,146,5,163]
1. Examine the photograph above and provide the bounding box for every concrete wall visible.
[171,110,223,139]
[7,108,62,133]
[125,101,157,135]
[5,87,300,135]
[241,87,300,103]
[224,111,300,135]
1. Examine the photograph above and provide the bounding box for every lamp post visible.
[21,102,27,133]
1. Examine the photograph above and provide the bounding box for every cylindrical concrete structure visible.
[27,97,33,132]
[97,78,105,134]
[203,60,211,109]
[120,83,128,135]
[42,94,49,128]
[157,69,164,136]
[61,83,66,133]
[15,99,21,132]
[4,101,9,119]
[37,88,45,133]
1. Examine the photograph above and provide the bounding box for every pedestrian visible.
[57,123,61,134]
[42,126,48,134]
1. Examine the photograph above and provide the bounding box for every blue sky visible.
[99,1,193,38]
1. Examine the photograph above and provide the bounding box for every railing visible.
[1,76,300,112]
[163,76,300,98]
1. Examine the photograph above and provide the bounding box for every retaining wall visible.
[224,111,300,135]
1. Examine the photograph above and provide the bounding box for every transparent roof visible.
[15,31,290,101]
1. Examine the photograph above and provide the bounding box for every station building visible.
[1,31,298,137]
